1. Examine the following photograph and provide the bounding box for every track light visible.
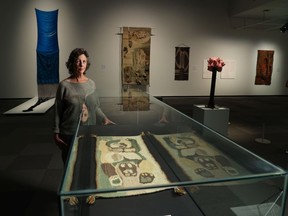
[280,23,288,33]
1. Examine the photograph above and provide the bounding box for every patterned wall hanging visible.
[35,8,59,86]
[254,50,274,85]
[121,27,151,86]
[23,9,59,112]
[174,46,190,80]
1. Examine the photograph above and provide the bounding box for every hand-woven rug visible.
[151,132,250,182]
[63,133,171,199]
[95,133,170,197]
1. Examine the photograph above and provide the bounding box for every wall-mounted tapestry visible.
[174,46,190,80]
[255,50,274,85]
[22,9,59,112]
[35,8,59,93]
[121,27,151,85]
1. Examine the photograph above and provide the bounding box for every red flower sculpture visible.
[207,57,225,72]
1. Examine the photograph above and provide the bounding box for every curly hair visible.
[65,48,91,76]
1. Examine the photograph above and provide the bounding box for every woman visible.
[53,48,114,164]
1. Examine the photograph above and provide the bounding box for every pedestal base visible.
[192,105,230,135]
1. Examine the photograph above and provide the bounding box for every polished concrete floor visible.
[0,96,287,215]
[0,99,62,216]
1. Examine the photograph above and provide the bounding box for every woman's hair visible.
[66,48,91,76]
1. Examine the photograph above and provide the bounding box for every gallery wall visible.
[1,0,288,98]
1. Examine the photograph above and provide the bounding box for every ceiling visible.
[229,0,288,32]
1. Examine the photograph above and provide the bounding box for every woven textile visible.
[121,27,151,85]
[152,132,249,181]
[95,134,170,197]
[35,8,59,85]
[63,134,170,199]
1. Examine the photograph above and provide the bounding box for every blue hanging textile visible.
[37,52,59,84]
[35,8,59,53]
[35,8,59,84]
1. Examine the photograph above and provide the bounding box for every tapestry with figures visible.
[121,27,151,85]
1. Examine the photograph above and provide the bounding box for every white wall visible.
[1,0,288,98]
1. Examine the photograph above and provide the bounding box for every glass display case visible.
[58,90,287,216]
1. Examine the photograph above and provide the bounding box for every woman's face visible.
[75,54,88,75]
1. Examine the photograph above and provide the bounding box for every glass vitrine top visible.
[59,90,286,197]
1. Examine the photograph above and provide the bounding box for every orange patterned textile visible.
[255,50,274,85]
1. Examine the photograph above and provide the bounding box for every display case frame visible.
[58,92,287,216]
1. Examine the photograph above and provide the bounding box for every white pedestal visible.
[192,105,230,135]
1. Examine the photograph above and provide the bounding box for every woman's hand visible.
[54,133,67,149]
[103,117,116,125]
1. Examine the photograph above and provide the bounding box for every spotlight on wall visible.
[280,23,288,33]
